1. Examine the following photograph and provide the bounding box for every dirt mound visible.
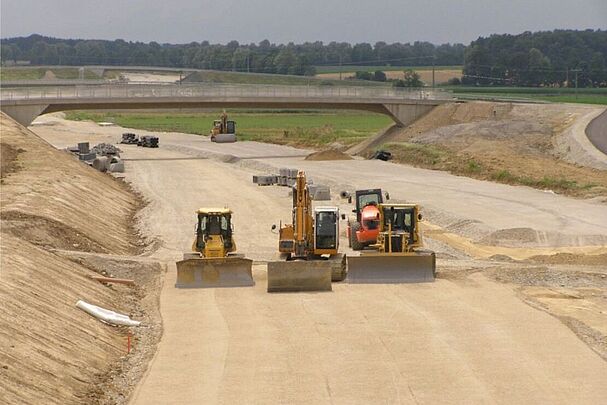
[305,149,353,161]
[0,112,156,404]
[527,252,607,266]
[364,102,607,198]
[42,70,57,80]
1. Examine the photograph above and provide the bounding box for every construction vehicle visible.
[210,111,237,143]
[347,203,435,283]
[268,171,345,292]
[176,208,253,288]
[346,188,389,250]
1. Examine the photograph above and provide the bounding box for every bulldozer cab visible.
[379,204,422,251]
[195,208,234,253]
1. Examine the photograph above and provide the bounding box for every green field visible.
[0,67,101,81]
[65,110,392,147]
[183,70,388,87]
[449,86,607,105]
[314,65,462,74]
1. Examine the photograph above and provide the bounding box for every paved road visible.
[586,108,607,155]
[33,119,607,404]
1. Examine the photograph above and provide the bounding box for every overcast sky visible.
[1,0,605,45]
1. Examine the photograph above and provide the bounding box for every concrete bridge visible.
[0,83,452,127]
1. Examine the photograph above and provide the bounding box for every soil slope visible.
[0,113,153,404]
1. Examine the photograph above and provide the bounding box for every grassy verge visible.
[65,110,392,148]
[379,142,601,196]
[0,67,100,80]
[315,65,462,74]
[183,70,388,87]
[448,86,607,105]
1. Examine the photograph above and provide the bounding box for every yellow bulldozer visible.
[210,111,237,143]
[346,203,435,283]
[175,208,253,288]
[268,171,346,292]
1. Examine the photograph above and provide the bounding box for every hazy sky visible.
[1,0,605,44]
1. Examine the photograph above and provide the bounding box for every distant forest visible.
[1,30,605,87]
[463,30,607,87]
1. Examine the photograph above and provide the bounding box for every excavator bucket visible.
[267,261,333,292]
[175,256,254,288]
[346,251,435,283]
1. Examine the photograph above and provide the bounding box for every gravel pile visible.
[91,143,122,156]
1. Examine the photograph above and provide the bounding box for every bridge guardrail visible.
[0,83,452,103]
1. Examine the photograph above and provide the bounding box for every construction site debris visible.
[92,143,122,156]
[305,149,353,161]
[138,135,159,148]
[370,150,392,161]
[78,142,90,154]
[91,276,135,286]
[120,133,139,144]
[76,300,141,327]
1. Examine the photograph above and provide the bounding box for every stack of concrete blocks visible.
[252,175,277,186]
[278,168,298,187]
[308,184,331,200]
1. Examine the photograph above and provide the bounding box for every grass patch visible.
[383,142,599,195]
[448,86,607,105]
[315,65,462,74]
[184,70,387,87]
[0,67,100,81]
[65,110,392,147]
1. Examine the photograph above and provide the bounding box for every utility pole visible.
[432,57,436,88]
[571,69,581,100]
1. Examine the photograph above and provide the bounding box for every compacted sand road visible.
[33,118,607,404]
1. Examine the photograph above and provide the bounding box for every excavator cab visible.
[314,207,339,251]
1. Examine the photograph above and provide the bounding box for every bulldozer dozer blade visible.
[212,134,237,143]
[328,254,347,282]
[267,261,333,292]
[346,252,435,284]
[176,257,254,288]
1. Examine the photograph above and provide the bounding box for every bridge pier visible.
[1,104,49,126]
[382,103,435,127]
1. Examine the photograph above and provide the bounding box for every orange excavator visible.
[346,189,389,250]
[210,111,237,143]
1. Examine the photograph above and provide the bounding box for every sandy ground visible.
[0,113,163,405]
[30,114,607,404]
[120,72,181,83]
[316,69,462,85]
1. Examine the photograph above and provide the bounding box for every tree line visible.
[1,30,605,87]
[463,29,607,87]
[0,34,464,76]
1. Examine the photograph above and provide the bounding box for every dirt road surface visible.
[33,116,607,404]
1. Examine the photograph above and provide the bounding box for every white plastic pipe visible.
[76,300,141,327]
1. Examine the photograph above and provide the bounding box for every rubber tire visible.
[350,222,364,251]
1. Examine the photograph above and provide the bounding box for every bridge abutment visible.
[1,104,49,126]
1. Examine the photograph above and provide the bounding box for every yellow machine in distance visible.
[176,208,253,288]
[346,203,436,283]
[210,111,237,143]
[268,170,345,292]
